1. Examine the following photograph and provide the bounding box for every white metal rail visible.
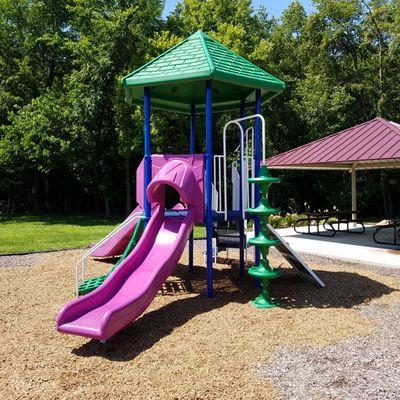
[75,211,143,296]
[243,126,256,210]
[232,126,256,211]
[213,155,225,213]
[223,114,266,220]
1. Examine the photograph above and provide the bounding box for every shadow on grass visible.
[0,214,121,226]
[72,261,397,361]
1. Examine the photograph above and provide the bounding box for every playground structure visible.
[57,31,323,341]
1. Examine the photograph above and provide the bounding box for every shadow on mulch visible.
[72,262,397,361]
[276,268,397,309]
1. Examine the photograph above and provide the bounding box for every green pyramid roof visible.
[122,31,285,114]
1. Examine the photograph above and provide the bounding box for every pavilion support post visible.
[189,105,196,273]
[143,87,152,226]
[351,165,357,227]
[254,89,262,268]
[239,98,246,277]
[205,81,213,298]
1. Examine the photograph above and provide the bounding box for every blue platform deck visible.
[212,210,251,221]
[165,209,251,222]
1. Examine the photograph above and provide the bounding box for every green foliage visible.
[269,213,306,229]
[1,91,72,173]
[0,0,399,218]
[0,0,163,214]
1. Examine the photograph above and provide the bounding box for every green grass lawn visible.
[0,214,206,254]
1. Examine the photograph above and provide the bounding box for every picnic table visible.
[373,220,400,246]
[294,210,365,237]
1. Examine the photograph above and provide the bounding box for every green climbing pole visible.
[78,217,145,296]
[247,165,281,309]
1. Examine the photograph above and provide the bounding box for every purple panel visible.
[137,154,204,220]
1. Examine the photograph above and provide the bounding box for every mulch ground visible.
[0,248,399,399]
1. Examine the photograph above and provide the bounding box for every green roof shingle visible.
[122,31,285,113]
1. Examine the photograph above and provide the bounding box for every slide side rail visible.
[75,211,143,296]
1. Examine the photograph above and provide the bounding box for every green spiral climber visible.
[247,165,281,309]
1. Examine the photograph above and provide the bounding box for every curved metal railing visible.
[223,114,266,220]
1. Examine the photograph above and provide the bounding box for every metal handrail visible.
[223,114,266,220]
[75,210,143,296]
[244,126,255,210]
[234,126,255,212]
[213,155,225,213]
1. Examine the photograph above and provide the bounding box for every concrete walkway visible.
[275,225,400,268]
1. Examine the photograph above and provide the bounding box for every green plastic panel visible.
[247,166,282,309]
[205,35,285,91]
[124,35,211,86]
[78,217,145,296]
[122,31,285,113]
[79,275,107,296]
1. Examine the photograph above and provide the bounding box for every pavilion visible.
[266,118,400,219]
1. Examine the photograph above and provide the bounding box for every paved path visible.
[274,225,399,268]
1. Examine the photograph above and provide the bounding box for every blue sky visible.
[163,0,315,18]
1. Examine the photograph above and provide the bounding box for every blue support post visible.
[143,87,152,226]
[205,81,213,298]
[239,98,246,277]
[189,105,196,273]
[254,89,262,267]
[190,104,196,153]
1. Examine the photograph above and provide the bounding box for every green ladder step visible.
[247,165,281,309]
[247,202,280,216]
[248,175,281,185]
[78,217,145,296]
[248,234,280,248]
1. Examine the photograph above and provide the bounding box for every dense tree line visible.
[0,0,399,218]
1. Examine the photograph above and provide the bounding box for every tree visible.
[0,0,399,217]
[0,91,73,211]
[0,0,74,124]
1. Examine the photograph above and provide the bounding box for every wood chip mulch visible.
[0,249,399,399]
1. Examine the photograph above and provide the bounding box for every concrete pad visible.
[274,225,400,268]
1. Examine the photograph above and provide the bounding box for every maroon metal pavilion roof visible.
[267,118,400,170]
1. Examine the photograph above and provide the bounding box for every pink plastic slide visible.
[91,205,143,258]
[91,203,184,258]
[56,157,204,341]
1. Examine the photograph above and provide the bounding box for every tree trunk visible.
[42,174,50,212]
[104,196,110,217]
[380,171,389,218]
[125,157,131,215]
[32,170,42,213]
[362,0,384,116]
[387,189,393,219]
[94,192,99,214]
[384,173,394,218]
